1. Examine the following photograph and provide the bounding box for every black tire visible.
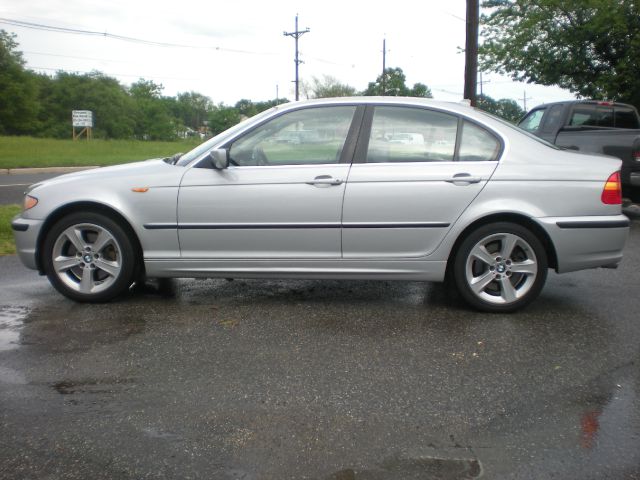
[452,222,548,313]
[42,212,137,303]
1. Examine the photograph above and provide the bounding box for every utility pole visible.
[478,72,490,97]
[463,0,479,106]
[520,90,533,111]
[283,14,309,101]
[382,38,387,96]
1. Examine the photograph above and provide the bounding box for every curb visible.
[1,166,100,175]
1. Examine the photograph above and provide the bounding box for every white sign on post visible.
[72,110,93,127]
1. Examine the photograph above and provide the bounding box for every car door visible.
[342,105,500,258]
[177,105,362,259]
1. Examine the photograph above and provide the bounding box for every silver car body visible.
[12,97,629,287]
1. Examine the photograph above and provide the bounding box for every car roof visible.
[271,96,476,115]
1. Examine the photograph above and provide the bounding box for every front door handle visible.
[306,175,343,187]
[446,173,482,185]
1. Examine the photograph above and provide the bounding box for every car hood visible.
[28,159,181,193]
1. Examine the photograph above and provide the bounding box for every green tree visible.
[254,98,289,112]
[208,104,241,135]
[235,99,258,117]
[129,79,164,99]
[171,91,213,129]
[364,68,432,97]
[235,98,289,118]
[38,71,136,139]
[477,94,525,123]
[129,79,176,140]
[0,30,40,135]
[305,75,357,98]
[480,0,640,109]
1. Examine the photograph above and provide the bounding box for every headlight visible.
[23,195,38,211]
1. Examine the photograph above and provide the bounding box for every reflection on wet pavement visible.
[0,305,30,351]
[0,233,640,480]
[327,454,482,479]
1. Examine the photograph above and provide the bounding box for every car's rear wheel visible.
[453,222,548,312]
[43,212,137,302]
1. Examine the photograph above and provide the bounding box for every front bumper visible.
[11,215,45,271]
[537,215,630,273]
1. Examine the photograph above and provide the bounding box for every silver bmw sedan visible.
[11,98,630,312]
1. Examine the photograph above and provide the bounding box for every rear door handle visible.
[446,173,482,185]
[306,175,343,187]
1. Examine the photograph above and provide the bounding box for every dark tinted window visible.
[569,105,614,127]
[541,104,564,133]
[614,108,639,129]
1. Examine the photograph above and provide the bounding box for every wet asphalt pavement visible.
[1,225,640,479]
[0,174,58,205]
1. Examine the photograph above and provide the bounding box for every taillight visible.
[601,172,622,205]
[633,149,640,162]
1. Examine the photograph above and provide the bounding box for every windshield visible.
[176,107,278,166]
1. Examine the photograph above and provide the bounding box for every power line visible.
[478,72,491,96]
[4,16,363,73]
[520,90,533,111]
[24,50,133,64]
[28,65,200,82]
[283,14,309,101]
[0,17,278,55]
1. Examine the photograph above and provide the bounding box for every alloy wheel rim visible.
[51,223,122,294]
[465,232,538,305]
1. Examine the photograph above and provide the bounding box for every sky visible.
[0,0,576,110]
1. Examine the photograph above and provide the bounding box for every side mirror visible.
[207,149,229,170]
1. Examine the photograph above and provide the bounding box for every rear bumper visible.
[11,215,44,271]
[538,215,630,273]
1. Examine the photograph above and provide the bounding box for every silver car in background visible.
[12,98,630,312]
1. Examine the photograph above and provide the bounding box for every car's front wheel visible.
[42,212,137,302]
[453,222,548,313]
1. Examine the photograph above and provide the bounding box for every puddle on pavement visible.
[0,305,30,352]
[327,454,481,480]
[51,377,135,395]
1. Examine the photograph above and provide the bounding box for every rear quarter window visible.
[458,121,500,162]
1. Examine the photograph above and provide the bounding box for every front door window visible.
[228,106,356,166]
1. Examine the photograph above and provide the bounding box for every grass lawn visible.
[0,204,21,255]
[0,136,203,169]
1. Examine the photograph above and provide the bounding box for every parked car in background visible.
[518,100,640,199]
[12,98,629,312]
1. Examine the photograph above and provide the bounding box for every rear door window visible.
[366,106,458,163]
